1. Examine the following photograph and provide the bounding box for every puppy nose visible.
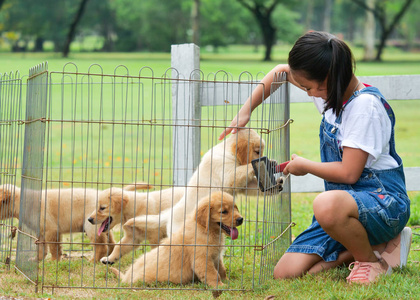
[88,217,94,224]
[236,217,243,226]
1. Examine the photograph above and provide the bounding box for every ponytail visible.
[288,31,355,116]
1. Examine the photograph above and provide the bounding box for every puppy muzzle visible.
[236,217,243,226]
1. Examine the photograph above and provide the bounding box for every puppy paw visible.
[100,256,115,265]
[275,176,284,192]
[266,177,284,194]
[212,288,223,298]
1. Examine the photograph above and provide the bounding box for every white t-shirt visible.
[313,93,399,170]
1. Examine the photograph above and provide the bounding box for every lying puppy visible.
[101,128,273,264]
[0,183,150,261]
[110,191,243,290]
[87,186,184,261]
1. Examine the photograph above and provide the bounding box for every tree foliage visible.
[0,0,418,60]
[351,0,415,61]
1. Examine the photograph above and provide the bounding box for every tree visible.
[363,0,376,61]
[0,0,6,11]
[110,0,190,51]
[200,0,256,51]
[62,0,90,57]
[351,0,415,61]
[236,0,282,61]
[191,0,200,45]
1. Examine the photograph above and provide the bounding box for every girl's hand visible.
[283,154,309,176]
[218,110,251,140]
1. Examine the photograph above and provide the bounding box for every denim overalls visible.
[287,86,410,262]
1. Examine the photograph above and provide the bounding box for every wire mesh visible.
[0,70,24,270]
[1,62,292,294]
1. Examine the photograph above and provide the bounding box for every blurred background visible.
[0,0,418,62]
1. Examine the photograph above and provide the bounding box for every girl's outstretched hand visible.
[283,154,309,176]
[218,111,251,140]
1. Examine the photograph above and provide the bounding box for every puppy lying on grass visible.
[110,191,243,291]
[87,186,184,254]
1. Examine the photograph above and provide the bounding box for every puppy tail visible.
[123,182,153,191]
[109,266,121,278]
[115,253,148,284]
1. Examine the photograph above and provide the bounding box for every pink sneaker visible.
[346,251,392,285]
[381,227,412,268]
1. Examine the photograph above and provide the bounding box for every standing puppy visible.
[102,128,264,264]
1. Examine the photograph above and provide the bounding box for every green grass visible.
[1,46,420,299]
[0,192,419,299]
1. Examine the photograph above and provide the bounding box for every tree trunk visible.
[323,0,333,33]
[363,0,375,61]
[352,0,414,61]
[191,0,200,45]
[62,0,90,58]
[253,7,276,61]
[305,0,314,31]
[0,0,5,11]
[33,37,44,52]
[236,0,279,61]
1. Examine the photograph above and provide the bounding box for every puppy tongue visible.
[98,219,108,236]
[230,227,239,240]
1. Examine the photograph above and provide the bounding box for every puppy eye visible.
[99,206,106,211]
[221,210,228,214]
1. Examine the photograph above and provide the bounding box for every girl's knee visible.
[273,262,297,279]
[273,253,316,279]
[313,191,355,229]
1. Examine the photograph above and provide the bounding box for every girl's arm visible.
[284,147,368,184]
[219,64,301,140]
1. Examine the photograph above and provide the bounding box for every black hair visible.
[288,31,355,116]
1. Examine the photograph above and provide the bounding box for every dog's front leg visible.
[46,231,62,261]
[36,236,48,261]
[216,257,227,281]
[195,259,224,288]
[233,163,256,186]
[100,219,145,264]
[93,233,111,262]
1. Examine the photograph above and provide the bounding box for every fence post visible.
[171,44,201,186]
[16,62,49,289]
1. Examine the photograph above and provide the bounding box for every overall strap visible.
[336,86,401,165]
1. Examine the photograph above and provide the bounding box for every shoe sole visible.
[400,227,412,267]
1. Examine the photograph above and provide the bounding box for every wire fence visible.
[0,60,292,294]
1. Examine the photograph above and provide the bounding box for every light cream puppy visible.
[0,184,133,261]
[101,128,268,265]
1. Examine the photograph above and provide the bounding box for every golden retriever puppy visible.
[110,191,243,290]
[0,183,150,262]
[100,128,269,265]
[87,186,184,263]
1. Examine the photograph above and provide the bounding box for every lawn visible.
[1,45,419,299]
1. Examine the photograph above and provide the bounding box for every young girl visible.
[219,31,411,284]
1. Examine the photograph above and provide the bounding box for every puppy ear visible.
[110,189,129,213]
[196,201,210,232]
[233,138,250,165]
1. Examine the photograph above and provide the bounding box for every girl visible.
[219,31,411,284]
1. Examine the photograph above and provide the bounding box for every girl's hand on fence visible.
[218,111,251,140]
[283,154,309,176]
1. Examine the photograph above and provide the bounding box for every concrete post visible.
[171,44,201,186]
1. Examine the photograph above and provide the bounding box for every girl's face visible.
[291,70,328,100]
